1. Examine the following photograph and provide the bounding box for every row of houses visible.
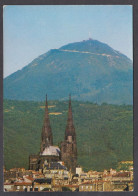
[4,179,133,192]
[4,163,134,192]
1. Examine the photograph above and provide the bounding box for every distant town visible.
[4,96,133,192]
[4,161,133,192]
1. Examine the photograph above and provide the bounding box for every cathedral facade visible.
[29,95,77,173]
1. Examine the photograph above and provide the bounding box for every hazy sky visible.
[3,5,132,77]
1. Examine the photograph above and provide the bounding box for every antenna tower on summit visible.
[89,32,92,40]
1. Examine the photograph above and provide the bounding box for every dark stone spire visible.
[61,94,77,173]
[40,94,53,153]
[65,94,76,141]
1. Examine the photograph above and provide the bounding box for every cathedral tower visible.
[40,95,53,153]
[61,95,77,173]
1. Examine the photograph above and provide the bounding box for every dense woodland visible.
[4,99,133,171]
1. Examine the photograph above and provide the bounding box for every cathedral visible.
[29,95,77,173]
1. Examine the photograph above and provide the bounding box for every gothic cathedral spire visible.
[40,94,53,153]
[65,94,76,141]
[61,95,77,173]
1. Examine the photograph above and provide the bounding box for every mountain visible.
[4,99,133,171]
[4,39,133,104]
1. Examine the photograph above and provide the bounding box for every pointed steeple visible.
[65,94,76,141]
[44,94,50,128]
[40,94,53,153]
[61,94,77,173]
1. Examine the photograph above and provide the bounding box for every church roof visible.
[41,146,60,156]
[45,162,67,170]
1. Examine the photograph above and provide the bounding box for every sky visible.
[3,5,133,78]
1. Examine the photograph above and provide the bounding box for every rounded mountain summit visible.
[4,39,133,104]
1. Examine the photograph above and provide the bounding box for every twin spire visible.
[40,94,53,153]
[40,94,75,153]
[65,94,76,141]
[44,94,50,126]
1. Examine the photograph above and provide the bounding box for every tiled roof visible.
[14,182,32,186]
[103,175,111,178]
[4,183,14,185]
[24,176,34,181]
[112,172,130,177]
